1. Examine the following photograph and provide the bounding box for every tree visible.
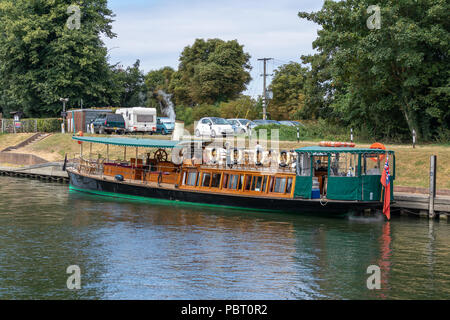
[268,62,308,120]
[112,60,147,107]
[299,0,450,140]
[0,0,116,117]
[173,38,252,106]
[219,95,259,120]
[145,66,175,110]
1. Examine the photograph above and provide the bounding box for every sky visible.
[102,0,324,98]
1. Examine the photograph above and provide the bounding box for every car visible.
[195,117,234,138]
[156,117,175,135]
[227,119,257,134]
[279,121,296,127]
[91,113,126,135]
[289,120,305,127]
[252,119,282,127]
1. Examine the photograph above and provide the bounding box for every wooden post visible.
[107,144,109,162]
[89,143,92,160]
[429,155,437,219]
[124,146,127,161]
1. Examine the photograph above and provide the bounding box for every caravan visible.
[116,107,157,134]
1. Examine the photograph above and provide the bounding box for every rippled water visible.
[0,176,449,300]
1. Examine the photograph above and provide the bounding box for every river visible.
[0,176,449,299]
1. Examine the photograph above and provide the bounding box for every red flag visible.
[380,156,391,220]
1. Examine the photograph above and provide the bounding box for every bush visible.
[192,104,220,120]
[32,118,62,132]
[175,105,194,126]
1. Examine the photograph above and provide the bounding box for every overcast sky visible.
[103,0,324,97]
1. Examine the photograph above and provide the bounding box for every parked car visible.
[279,120,296,127]
[116,107,157,134]
[252,119,282,127]
[227,119,257,134]
[91,114,126,135]
[156,117,175,135]
[195,117,234,138]
[289,120,305,127]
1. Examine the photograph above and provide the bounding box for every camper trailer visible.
[116,107,157,134]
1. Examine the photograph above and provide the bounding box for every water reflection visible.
[0,177,449,299]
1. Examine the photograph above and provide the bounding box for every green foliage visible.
[218,96,259,119]
[172,38,252,106]
[192,104,221,120]
[35,118,63,132]
[0,0,117,117]
[145,66,175,111]
[269,62,308,120]
[111,60,147,108]
[175,105,194,126]
[299,0,450,141]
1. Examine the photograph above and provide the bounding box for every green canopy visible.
[72,136,182,149]
[295,146,394,154]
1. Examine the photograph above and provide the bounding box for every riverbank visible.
[1,132,449,190]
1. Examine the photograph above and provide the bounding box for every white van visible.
[116,107,157,134]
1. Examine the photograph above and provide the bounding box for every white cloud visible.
[103,0,324,97]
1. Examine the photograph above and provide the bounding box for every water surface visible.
[0,176,449,299]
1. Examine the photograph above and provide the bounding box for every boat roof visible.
[296,146,394,154]
[72,136,202,149]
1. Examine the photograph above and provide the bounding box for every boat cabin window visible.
[363,154,382,175]
[251,176,263,192]
[270,177,287,193]
[211,173,221,188]
[227,174,241,190]
[222,174,229,189]
[297,153,312,176]
[202,173,211,187]
[330,153,358,177]
[244,175,252,191]
[184,172,198,186]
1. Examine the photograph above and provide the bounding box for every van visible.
[91,114,126,135]
[116,107,157,134]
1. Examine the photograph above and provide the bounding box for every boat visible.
[66,136,396,215]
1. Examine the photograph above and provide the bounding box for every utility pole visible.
[60,98,69,134]
[258,58,273,120]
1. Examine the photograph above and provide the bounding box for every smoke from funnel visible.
[157,90,176,122]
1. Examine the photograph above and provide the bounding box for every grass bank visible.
[1,133,448,190]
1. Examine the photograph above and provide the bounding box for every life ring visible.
[278,150,290,168]
[370,143,386,162]
[77,131,83,145]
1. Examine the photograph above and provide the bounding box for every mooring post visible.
[412,129,416,149]
[297,127,300,143]
[429,155,437,219]
[350,128,354,143]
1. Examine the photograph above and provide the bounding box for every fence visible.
[0,118,62,133]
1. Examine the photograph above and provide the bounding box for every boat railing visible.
[199,163,297,174]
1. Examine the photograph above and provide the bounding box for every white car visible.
[195,117,235,138]
[227,119,257,134]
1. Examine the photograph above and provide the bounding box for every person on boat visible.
[255,140,264,167]
[279,151,289,168]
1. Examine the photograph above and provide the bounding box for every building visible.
[66,109,112,133]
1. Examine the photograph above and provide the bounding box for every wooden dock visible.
[0,163,69,183]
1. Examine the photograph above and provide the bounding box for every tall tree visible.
[112,60,147,107]
[268,62,308,120]
[0,0,116,117]
[299,0,450,140]
[172,38,252,106]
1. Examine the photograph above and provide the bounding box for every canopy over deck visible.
[72,136,184,149]
[295,146,394,154]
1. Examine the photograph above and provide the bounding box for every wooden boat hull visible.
[68,170,382,215]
